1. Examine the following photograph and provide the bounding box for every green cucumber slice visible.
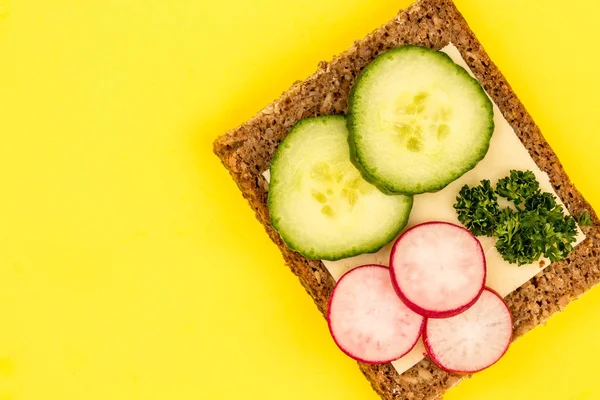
[268,116,413,261]
[348,45,494,195]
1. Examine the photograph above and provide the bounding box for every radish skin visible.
[390,222,486,318]
[327,265,425,364]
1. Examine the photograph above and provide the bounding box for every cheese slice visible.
[263,43,585,375]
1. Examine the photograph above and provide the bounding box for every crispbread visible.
[212,0,600,398]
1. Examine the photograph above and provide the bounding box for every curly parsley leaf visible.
[495,170,540,206]
[577,211,593,226]
[543,215,577,263]
[494,195,577,265]
[494,208,544,265]
[454,180,499,237]
[524,192,557,214]
[526,192,577,247]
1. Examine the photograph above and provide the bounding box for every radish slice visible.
[424,288,513,373]
[327,265,425,364]
[389,222,486,318]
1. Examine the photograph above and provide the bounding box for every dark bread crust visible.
[213,0,600,398]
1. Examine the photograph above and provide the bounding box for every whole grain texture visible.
[213,0,600,398]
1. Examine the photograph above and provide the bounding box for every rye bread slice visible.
[213,0,600,398]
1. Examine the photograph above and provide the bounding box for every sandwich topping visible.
[267,115,412,261]
[347,45,494,195]
[455,170,579,265]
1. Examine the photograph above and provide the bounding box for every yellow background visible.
[0,0,599,399]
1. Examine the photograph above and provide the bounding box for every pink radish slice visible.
[327,265,425,364]
[389,222,486,318]
[424,288,513,373]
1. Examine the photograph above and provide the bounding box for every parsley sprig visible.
[454,180,498,237]
[578,211,593,227]
[495,170,540,206]
[454,170,580,266]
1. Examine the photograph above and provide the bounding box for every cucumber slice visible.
[268,116,413,261]
[348,45,494,195]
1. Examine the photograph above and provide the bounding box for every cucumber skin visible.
[267,115,414,261]
[347,45,495,196]
[273,195,413,261]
